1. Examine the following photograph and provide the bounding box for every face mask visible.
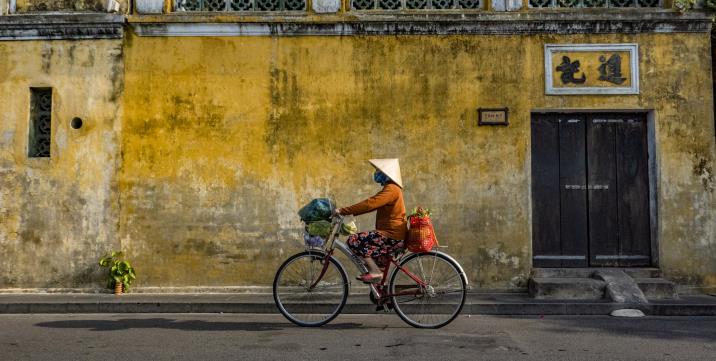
[373,170,389,185]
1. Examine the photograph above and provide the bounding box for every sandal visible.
[356,273,382,283]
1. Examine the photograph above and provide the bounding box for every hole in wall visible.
[71,117,83,129]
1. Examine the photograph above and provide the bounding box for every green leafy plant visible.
[98,251,136,291]
[408,206,432,220]
[707,0,716,10]
[674,0,696,12]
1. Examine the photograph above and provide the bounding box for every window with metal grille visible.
[176,0,306,11]
[28,88,52,158]
[528,0,660,8]
[352,0,482,10]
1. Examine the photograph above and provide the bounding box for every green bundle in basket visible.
[298,198,334,222]
[307,221,332,238]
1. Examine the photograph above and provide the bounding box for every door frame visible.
[529,109,659,268]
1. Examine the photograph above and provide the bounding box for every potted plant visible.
[99,251,136,295]
[674,0,696,12]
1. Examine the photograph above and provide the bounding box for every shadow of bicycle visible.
[35,318,363,332]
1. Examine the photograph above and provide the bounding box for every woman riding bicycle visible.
[334,158,408,284]
[274,158,467,328]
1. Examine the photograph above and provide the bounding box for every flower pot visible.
[135,0,164,14]
[114,281,123,295]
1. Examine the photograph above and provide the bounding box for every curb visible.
[2,300,716,316]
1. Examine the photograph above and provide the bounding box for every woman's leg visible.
[362,257,381,276]
[348,231,385,277]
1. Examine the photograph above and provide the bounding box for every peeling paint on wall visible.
[692,155,714,193]
[0,39,123,288]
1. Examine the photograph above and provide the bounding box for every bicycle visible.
[273,214,468,329]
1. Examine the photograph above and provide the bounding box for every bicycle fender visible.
[434,251,469,286]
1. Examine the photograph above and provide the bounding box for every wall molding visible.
[130,11,713,36]
[0,11,711,39]
[0,14,124,40]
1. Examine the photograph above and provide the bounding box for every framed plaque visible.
[545,43,639,95]
[478,108,509,126]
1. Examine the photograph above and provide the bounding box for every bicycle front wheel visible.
[389,251,467,329]
[273,251,349,327]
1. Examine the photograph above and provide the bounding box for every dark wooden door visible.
[531,113,651,267]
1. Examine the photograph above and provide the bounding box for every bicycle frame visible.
[306,215,430,302]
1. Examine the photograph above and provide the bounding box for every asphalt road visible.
[1,313,714,361]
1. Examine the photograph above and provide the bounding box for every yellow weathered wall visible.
[0,28,713,291]
[119,32,716,290]
[0,39,123,288]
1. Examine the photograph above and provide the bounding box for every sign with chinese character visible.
[545,44,639,95]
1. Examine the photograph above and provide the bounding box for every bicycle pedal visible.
[376,305,392,313]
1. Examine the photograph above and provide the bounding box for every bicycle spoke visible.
[274,253,348,327]
[417,256,426,283]
[435,289,466,295]
[429,253,437,286]
[390,253,466,328]
[432,273,461,288]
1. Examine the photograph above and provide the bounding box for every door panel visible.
[531,115,562,267]
[557,115,588,267]
[587,116,620,266]
[615,116,651,266]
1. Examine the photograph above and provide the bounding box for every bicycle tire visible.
[273,251,349,327]
[389,251,467,329]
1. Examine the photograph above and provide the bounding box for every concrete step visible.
[532,268,661,279]
[528,277,606,300]
[592,269,648,304]
[635,278,678,299]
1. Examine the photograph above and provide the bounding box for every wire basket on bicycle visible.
[299,198,357,250]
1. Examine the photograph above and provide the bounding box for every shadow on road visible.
[35,318,362,332]
[493,315,716,342]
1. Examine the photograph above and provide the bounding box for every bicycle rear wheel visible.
[273,251,349,327]
[389,251,467,329]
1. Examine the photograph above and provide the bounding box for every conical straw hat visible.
[368,158,403,188]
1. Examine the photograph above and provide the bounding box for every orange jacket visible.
[339,182,408,241]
